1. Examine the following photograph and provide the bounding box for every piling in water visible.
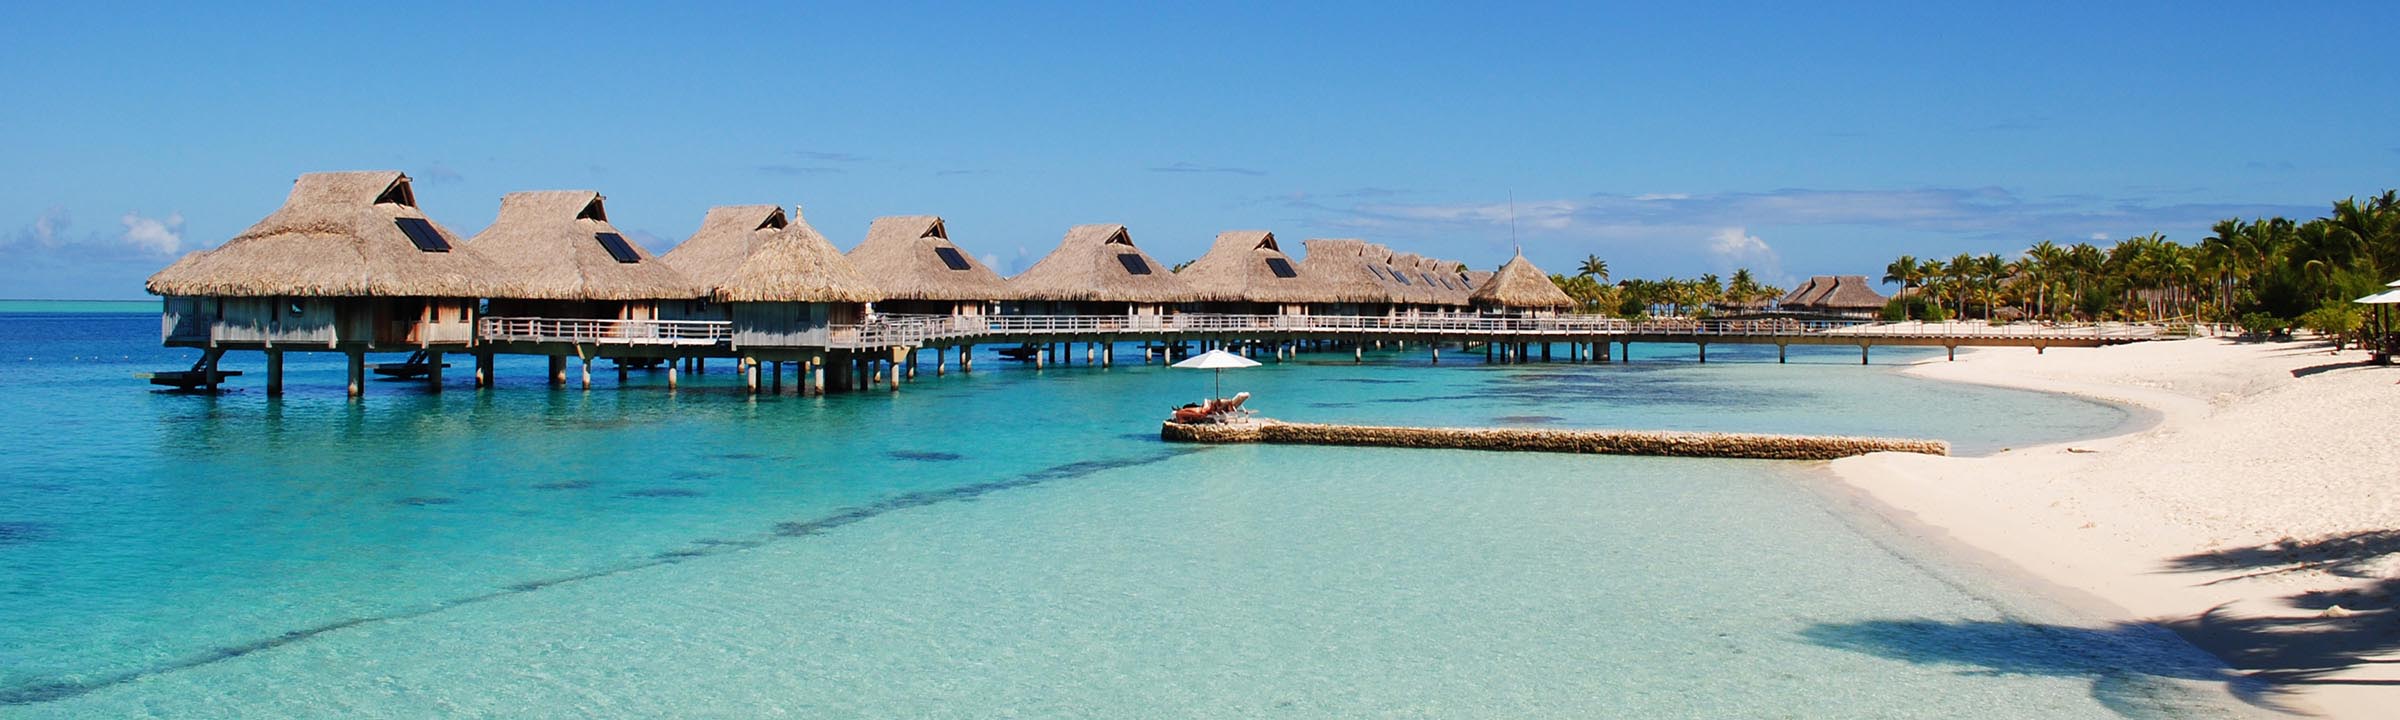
[1160,420,1947,460]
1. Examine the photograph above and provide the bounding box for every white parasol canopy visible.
[1171,349,1261,400]
[2356,289,2400,305]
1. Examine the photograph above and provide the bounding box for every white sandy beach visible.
[1833,337,2400,717]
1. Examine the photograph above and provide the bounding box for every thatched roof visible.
[1294,238,1401,304]
[659,204,788,285]
[1175,230,1327,304]
[1007,224,1197,303]
[147,171,492,298]
[708,207,882,303]
[1779,275,1886,309]
[1371,247,1442,305]
[1469,252,1575,308]
[844,215,1015,301]
[464,191,704,301]
[1408,255,1473,306]
[1464,270,1494,292]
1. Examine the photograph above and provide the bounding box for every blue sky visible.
[4,2,2395,299]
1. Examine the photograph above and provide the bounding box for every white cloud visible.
[30,205,67,246]
[118,211,184,255]
[1704,226,1785,281]
[2088,232,2110,241]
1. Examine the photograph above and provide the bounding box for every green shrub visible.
[2298,304,2362,347]
[2238,312,2287,340]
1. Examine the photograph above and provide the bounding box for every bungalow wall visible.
[162,296,473,349]
[731,302,864,348]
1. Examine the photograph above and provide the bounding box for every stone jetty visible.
[1160,420,1947,460]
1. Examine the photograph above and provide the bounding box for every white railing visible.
[479,317,732,346]
[476,313,2162,350]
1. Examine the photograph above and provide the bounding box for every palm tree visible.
[1577,255,1610,282]
[1976,253,2005,319]
[1947,253,1976,318]
[1883,255,1922,316]
[2024,241,2066,321]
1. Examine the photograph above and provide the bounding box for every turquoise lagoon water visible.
[0,307,2255,717]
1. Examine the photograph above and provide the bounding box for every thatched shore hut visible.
[1778,275,1887,319]
[1006,224,1196,316]
[1175,230,1320,315]
[1469,252,1575,315]
[465,191,704,321]
[844,215,1012,317]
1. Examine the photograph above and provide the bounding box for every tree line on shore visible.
[1540,190,2398,341]
[1879,190,2397,341]
[1546,256,1784,319]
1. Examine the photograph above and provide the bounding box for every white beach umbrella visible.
[1171,349,1261,400]
[2388,278,2400,287]
[2355,289,2400,304]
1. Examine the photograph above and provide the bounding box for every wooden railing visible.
[476,313,2163,350]
[479,317,732,346]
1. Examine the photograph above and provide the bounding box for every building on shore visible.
[1468,252,1576,316]
[1175,230,1321,316]
[1777,275,1889,319]
[843,215,1013,318]
[1005,224,1197,318]
[146,171,491,396]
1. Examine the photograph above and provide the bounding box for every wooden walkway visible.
[474,313,2163,356]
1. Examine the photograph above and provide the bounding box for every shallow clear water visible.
[0,307,2250,717]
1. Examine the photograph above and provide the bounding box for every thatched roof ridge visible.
[658,205,787,284]
[1293,238,1398,304]
[1006,224,1197,303]
[1470,252,1575,308]
[1175,230,1329,304]
[1779,275,1886,309]
[146,171,492,298]
[464,191,704,301]
[1406,255,1472,306]
[711,207,883,303]
[844,215,1016,301]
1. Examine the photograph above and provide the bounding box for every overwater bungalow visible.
[1005,224,1196,319]
[146,171,490,396]
[1294,238,1400,317]
[1469,252,1575,316]
[657,204,791,323]
[844,215,1012,318]
[468,191,704,322]
[700,205,888,355]
[464,191,707,385]
[1174,230,1320,316]
[1777,275,1888,319]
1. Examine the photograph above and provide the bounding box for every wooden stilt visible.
[265,350,284,397]
[1778,343,1787,364]
[427,351,445,393]
[667,362,679,390]
[744,357,760,394]
[772,361,784,393]
[1697,344,1706,364]
[346,350,366,398]
[475,352,494,388]
[811,356,826,395]
[890,347,905,391]
[937,347,948,376]
[580,356,593,390]
[549,355,567,387]
[961,345,973,373]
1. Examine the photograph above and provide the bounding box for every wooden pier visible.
[1160,419,1949,460]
